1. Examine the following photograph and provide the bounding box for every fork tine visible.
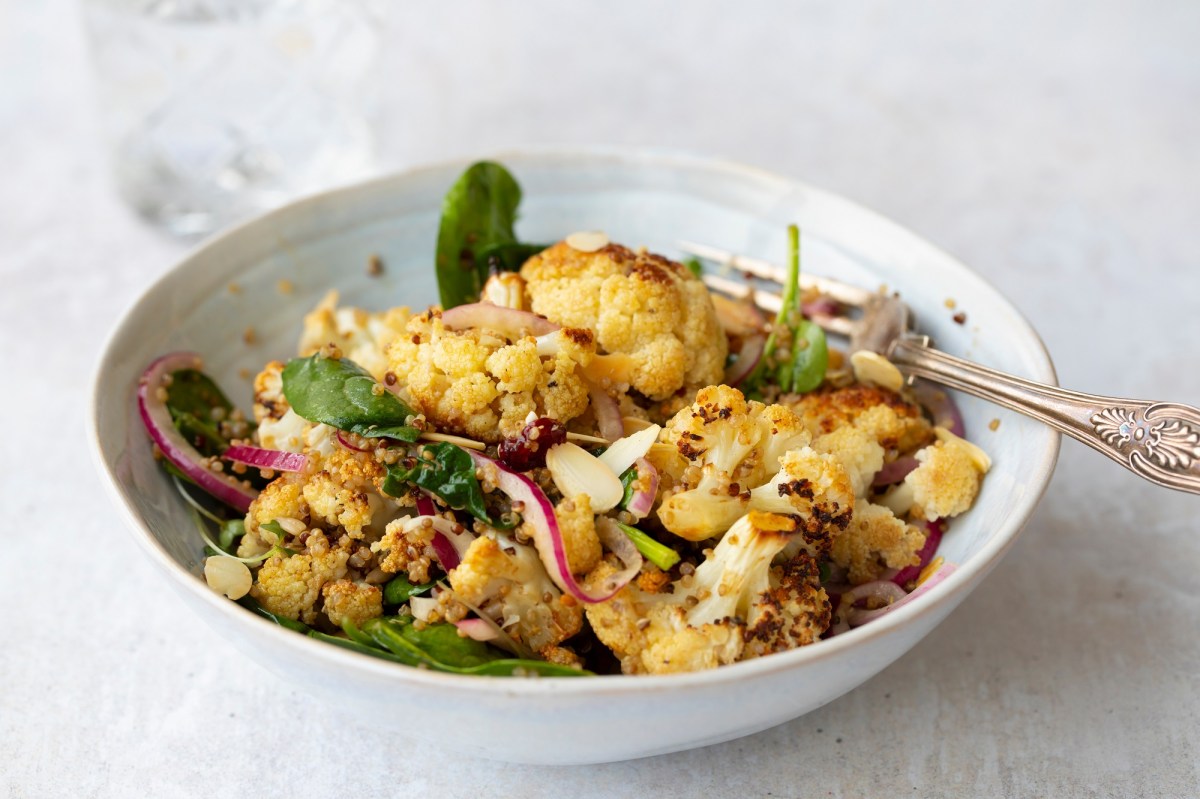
[701,274,858,338]
[679,240,875,307]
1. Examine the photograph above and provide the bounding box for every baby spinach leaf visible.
[238,597,312,634]
[383,442,515,529]
[435,161,525,309]
[380,617,500,668]
[281,354,419,442]
[164,369,237,457]
[784,319,828,394]
[362,617,591,677]
[475,241,548,274]
[243,603,590,676]
[744,224,802,393]
[167,368,233,421]
[383,574,436,606]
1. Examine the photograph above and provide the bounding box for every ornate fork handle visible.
[890,336,1200,495]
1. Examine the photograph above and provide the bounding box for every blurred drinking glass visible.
[82,0,384,238]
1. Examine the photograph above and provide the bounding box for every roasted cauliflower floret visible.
[250,531,350,624]
[905,428,991,521]
[244,436,390,549]
[321,579,383,628]
[520,241,727,401]
[586,512,830,674]
[551,494,602,575]
[748,448,854,548]
[302,471,375,538]
[245,475,308,540]
[252,360,289,424]
[830,502,926,584]
[787,385,933,454]
[298,290,411,380]
[656,386,851,542]
[811,426,886,498]
[386,309,592,442]
[372,516,439,584]
[742,551,831,659]
[449,535,583,656]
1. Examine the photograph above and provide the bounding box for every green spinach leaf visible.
[362,617,590,677]
[783,319,829,394]
[281,354,419,442]
[383,442,514,528]
[435,161,525,309]
[383,574,436,606]
[243,600,590,676]
[474,241,548,273]
[165,369,236,457]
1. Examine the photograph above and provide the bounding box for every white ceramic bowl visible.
[90,148,1059,764]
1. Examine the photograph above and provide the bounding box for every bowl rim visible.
[89,145,1061,696]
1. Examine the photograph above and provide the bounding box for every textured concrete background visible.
[3,1,1198,796]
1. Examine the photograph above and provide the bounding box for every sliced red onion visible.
[441,302,559,338]
[454,617,499,642]
[223,445,308,473]
[588,382,624,442]
[891,519,944,586]
[138,352,258,513]
[624,458,659,520]
[596,517,644,576]
[724,334,765,387]
[849,562,958,626]
[912,383,966,437]
[872,456,919,487]
[466,449,639,603]
[398,505,471,571]
[430,534,462,572]
[839,580,908,610]
[802,297,842,318]
[413,493,471,570]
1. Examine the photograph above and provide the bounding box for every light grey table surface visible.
[3,1,1197,797]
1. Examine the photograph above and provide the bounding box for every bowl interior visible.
[91,149,1058,728]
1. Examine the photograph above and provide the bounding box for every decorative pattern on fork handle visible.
[889,336,1200,494]
[1091,406,1200,471]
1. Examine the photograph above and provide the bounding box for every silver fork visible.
[681,240,1200,496]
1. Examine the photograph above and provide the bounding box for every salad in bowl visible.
[136,161,990,678]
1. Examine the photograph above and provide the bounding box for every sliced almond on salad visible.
[204,556,253,600]
[565,230,609,253]
[545,441,624,511]
[850,350,905,393]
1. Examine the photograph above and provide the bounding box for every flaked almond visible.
[481,272,526,310]
[565,230,609,253]
[275,516,306,536]
[204,556,252,600]
[850,350,905,392]
[598,424,662,477]
[621,416,655,435]
[545,441,623,511]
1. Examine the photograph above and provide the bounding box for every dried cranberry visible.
[497,417,567,471]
